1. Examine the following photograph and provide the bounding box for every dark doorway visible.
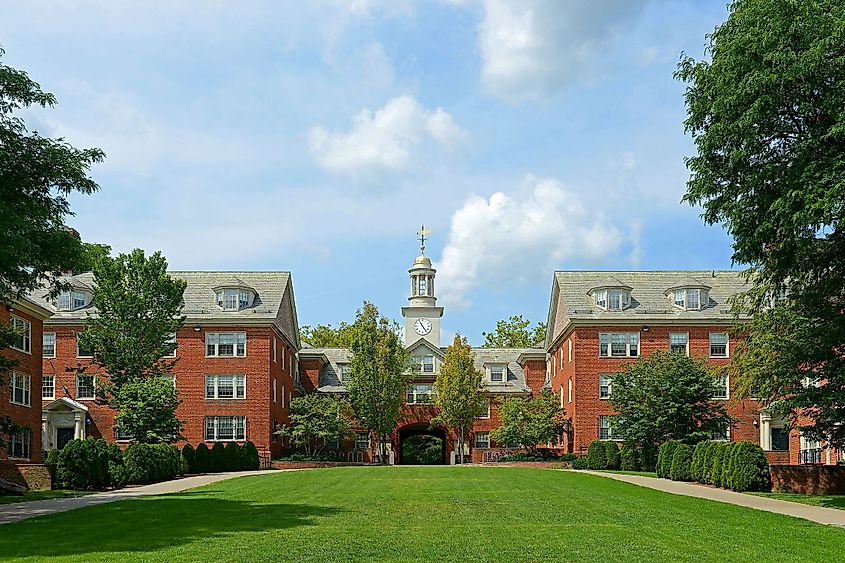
[56,428,74,450]
[398,425,447,465]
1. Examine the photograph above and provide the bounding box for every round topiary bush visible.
[586,440,608,470]
[620,442,639,471]
[242,441,260,470]
[669,443,694,481]
[181,443,196,474]
[224,442,242,471]
[55,438,111,490]
[604,441,621,470]
[727,441,771,492]
[210,442,226,472]
[194,443,210,473]
[657,440,680,479]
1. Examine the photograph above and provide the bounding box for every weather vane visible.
[416,224,432,255]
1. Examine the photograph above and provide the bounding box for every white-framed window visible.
[339,364,352,382]
[205,374,246,399]
[76,374,95,400]
[8,430,31,459]
[709,332,729,358]
[672,288,703,311]
[10,315,31,353]
[281,345,286,365]
[595,289,630,311]
[43,332,56,358]
[478,397,491,419]
[57,290,88,311]
[204,416,246,441]
[712,375,729,399]
[282,384,286,409]
[711,424,730,441]
[489,365,505,382]
[568,338,572,363]
[115,426,131,442]
[9,371,31,406]
[42,375,55,400]
[407,383,434,404]
[419,355,435,374]
[273,338,277,363]
[595,290,607,308]
[205,332,246,357]
[474,431,490,449]
[216,289,251,311]
[568,377,572,404]
[355,432,370,449]
[76,334,93,358]
[164,333,177,357]
[599,416,624,441]
[599,375,612,399]
[669,332,689,355]
[272,378,277,403]
[599,333,639,357]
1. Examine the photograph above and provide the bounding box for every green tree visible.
[300,322,357,348]
[80,249,186,443]
[432,335,483,463]
[346,302,410,464]
[490,390,567,455]
[609,351,733,448]
[275,394,354,456]
[482,315,546,348]
[0,49,103,447]
[676,0,845,447]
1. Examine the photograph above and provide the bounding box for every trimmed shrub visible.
[55,438,111,490]
[727,441,771,492]
[194,443,210,473]
[572,456,589,470]
[122,443,180,484]
[690,441,708,482]
[657,440,680,479]
[224,442,242,471]
[242,441,260,470]
[710,442,728,486]
[721,442,741,489]
[669,444,694,481]
[586,440,608,470]
[639,442,658,472]
[604,441,621,470]
[620,443,639,471]
[700,441,716,484]
[181,444,196,474]
[107,442,127,488]
[210,442,226,472]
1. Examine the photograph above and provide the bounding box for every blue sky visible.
[1,1,736,344]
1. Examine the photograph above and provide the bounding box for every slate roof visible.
[308,345,540,395]
[27,271,300,349]
[546,270,749,349]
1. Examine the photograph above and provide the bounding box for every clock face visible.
[414,318,432,335]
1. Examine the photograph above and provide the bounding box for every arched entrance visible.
[398,425,447,465]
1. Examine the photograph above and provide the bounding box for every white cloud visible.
[437,175,630,307]
[478,0,646,101]
[308,94,467,175]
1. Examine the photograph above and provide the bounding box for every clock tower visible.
[402,226,443,347]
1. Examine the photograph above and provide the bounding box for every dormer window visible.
[670,288,706,311]
[592,288,631,311]
[215,288,254,311]
[488,364,506,382]
[56,290,90,311]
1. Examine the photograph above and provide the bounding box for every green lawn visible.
[751,492,845,511]
[0,467,843,562]
[0,490,91,505]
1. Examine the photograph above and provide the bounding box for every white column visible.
[74,413,83,439]
[760,414,771,450]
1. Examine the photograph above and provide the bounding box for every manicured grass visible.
[0,490,91,505]
[750,492,845,511]
[594,469,658,477]
[0,467,843,561]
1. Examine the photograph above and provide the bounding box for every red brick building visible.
[27,272,300,458]
[544,271,842,465]
[1,296,52,465]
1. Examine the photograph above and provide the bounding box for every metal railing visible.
[481,448,521,463]
[799,448,823,464]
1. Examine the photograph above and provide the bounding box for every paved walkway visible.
[583,470,845,528]
[0,470,277,525]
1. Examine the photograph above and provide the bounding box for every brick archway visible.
[397,424,447,465]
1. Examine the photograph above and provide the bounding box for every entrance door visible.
[56,427,74,450]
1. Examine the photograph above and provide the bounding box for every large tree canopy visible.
[677,0,845,447]
[482,315,546,348]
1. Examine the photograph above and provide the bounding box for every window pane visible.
[608,290,621,310]
[217,375,234,398]
[669,333,688,355]
[218,417,234,439]
[42,375,54,399]
[674,290,685,307]
[475,432,489,448]
[234,417,245,440]
[43,333,56,357]
[205,376,215,398]
[687,289,700,309]
[595,290,606,308]
[205,418,215,440]
[235,376,245,399]
[236,333,246,356]
[490,366,504,381]
[710,333,728,357]
[599,375,611,399]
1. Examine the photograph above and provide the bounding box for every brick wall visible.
[770,464,845,494]
[0,462,51,491]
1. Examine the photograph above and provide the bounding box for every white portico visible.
[42,397,89,452]
[402,225,444,348]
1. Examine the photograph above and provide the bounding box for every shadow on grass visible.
[0,492,341,558]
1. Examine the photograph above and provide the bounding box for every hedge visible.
[639,442,658,472]
[122,443,180,484]
[656,440,680,479]
[690,441,708,482]
[194,443,210,473]
[181,443,196,474]
[53,438,111,490]
[620,443,639,471]
[669,443,693,481]
[710,442,729,487]
[604,441,621,470]
[586,440,608,470]
[210,442,226,472]
[572,456,589,469]
[700,441,717,484]
[242,441,261,470]
[727,441,770,492]
[224,442,242,471]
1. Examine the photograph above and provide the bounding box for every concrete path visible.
[0,470,277,525]
[583,470,845,528]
